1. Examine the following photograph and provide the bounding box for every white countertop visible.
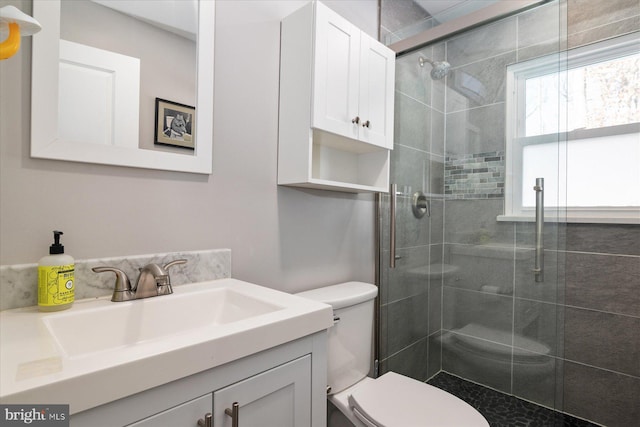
[0,278,333,414]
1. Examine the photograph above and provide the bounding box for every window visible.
[503,32,640,224]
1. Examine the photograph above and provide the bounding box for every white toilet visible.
[297,282,489,427]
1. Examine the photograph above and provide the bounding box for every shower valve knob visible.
[352,116,360,124]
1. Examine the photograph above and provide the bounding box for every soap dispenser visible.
[38,230,74,311]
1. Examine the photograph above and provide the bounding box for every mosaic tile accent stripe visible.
[444,151,505,199]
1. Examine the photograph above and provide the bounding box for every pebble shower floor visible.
[427,372,599,427]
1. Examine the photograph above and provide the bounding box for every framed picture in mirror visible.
[154,98,196,149]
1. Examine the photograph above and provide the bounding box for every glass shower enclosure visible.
[377,0,568,414]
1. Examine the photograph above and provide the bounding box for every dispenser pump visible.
[50,230,65,255]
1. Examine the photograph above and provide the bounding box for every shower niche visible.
[278,1,395,193]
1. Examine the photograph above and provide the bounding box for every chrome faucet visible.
[92,259,187,302]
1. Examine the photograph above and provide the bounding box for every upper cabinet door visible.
[312,2,360,140]
[358,33,396,149]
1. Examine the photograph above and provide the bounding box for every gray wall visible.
[383,1,640,426]
[0,0,377,294]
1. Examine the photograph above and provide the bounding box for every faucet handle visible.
[156,259,187,295]
[92,267,134,302]
[163,259,187,271]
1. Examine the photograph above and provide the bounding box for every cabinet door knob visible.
[362,120,370,128]
[225,402,239,427]
[351,116,360,124]
[197,413,212,427]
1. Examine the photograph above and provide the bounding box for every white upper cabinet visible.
[312,5,394,148]
[278,1,395,193]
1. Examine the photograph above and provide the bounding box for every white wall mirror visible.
[31,0,214,174]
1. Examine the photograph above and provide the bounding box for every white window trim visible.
[500,32,640,224]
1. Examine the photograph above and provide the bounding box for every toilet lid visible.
[348,372,489,427]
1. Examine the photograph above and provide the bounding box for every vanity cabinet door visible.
[126,394,211,427]
[213,355,311,427]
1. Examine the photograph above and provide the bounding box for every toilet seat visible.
[347,372,489,427]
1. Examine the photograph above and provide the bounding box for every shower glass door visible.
[377,0,568,414]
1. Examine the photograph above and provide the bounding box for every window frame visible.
[501,32,640,224]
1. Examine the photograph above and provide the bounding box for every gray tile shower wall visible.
[565,307,640,378]
[382,337,430,381]
[566,251,640,317]
[567,0,640,48]
[444,104,506,157]
[564,361,640,427]
[559,223,640,426]
[378,41,447,383]
[444,199,514,245]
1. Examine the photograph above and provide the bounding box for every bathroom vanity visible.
[0,279,333,426]
[78,333,324,427]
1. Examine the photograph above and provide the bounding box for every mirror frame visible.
[30,0,214,174]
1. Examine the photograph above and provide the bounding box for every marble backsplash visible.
[0,249,231,311]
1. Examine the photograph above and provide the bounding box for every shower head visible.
[418,56,451,80]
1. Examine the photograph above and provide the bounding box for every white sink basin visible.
[1,278,333,413]
[43,287,283,358]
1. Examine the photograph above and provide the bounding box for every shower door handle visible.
[533,178,544,282]
[390,183,397,269]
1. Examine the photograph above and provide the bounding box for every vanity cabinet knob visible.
[351,116,360,124]
[197,413,212,427]
[362,120,370,128]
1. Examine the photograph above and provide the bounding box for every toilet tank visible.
[296,282,378,395]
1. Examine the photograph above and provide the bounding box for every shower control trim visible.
[412,191,430,218]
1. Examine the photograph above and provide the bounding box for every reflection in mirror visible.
[60,1,196,154]
[31,0,214,174]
